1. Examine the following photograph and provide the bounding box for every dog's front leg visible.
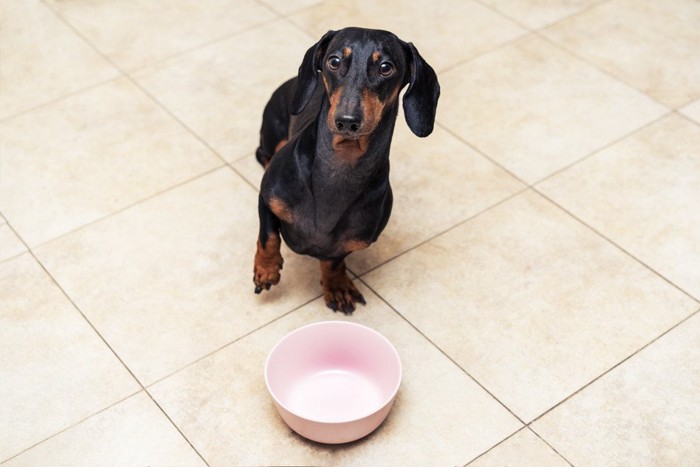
[320,258,366,314]
[254,195,284,294]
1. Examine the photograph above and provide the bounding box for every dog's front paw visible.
[253,236,283,294]
[320,260,365,314]
[253,261,282,293]
[322,278,366,314]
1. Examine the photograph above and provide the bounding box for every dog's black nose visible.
[335,114,362,133]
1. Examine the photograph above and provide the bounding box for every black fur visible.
[253,27,440,310]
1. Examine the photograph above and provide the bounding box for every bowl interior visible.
[265,321,401,423]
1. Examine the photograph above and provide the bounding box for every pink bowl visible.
[264,321,402,444]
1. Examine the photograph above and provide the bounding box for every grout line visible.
[6,3,227,454]
[39,0,282,78]
[226,162,261,193]
[533,187,700,305]
[122,14,286,75]
[462,427,526,466]
[0,389,143,464]
[145,293,323,388]
[356,186,529,277]
[533,32,671,111]
[438,0,614,76]
[27,164,226,252]
[1,215,211,465]
[461,425,575,466]
[38,0,229,167]
[525,426,576,467]
[435,121,528,185]
[473,0,613,34]
[531,110,672,186]
[527,307,700,426]
[16,236,211,465]
[436,29,531,75]
[0,76,122,125]
[357,276,528,427]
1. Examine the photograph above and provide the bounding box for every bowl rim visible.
[264,320,402,424]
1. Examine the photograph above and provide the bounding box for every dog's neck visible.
[309,98,398,231]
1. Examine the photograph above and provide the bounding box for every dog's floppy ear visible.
[401,42,440,137]
[291,30,336,115]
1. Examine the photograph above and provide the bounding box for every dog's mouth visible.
[330,128,370,139]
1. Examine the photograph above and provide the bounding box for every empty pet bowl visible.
[264,321,402,444]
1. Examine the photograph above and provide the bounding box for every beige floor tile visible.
[532,312,700,467]
[363,190,697,422]
[4,392,204,467]
[263,0,323,15]
[539,114,700,299]
[233,123,525,275]
[0,223,26,262]
[47,0,277,72]
[133,21,310,162]
[679,99,700,125]
[479,0,603,29]
[0,254,139,461]
[34,168,322,385]
[438,35,667,183]
[542,0,700,108]
[0,78,221,247]
[289,0,526,72]
[0,1,118,119]
[469,428,569,466]
[150,283,522,466]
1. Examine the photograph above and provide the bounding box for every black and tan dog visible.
[253,27,440,313]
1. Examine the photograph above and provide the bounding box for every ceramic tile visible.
[679,99,700,125]
[233,122,525,275]
[262,0,323,15]
[438,35,667,183]
[289,0,526,72]
[0,223,26,262]
[532,312,700,467]
[0,78,221,247]
[0,254,139,461]
[150,283,522,466]
[479,0,603,29]
[4,392,204,467]
[133,21,311,162]
[363,190,697,422]
[47,0,277,72]
[0,1,118,119]
[34,168,322,385]
[539,114,700,299]
[542,0,700,108]
[468,428,569,466]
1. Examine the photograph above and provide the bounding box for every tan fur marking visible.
[331,134,371,163]
[372,50,381,62]
[342,47,352,58]
[254,234,283,289]
[269,197,293,223]
[387,84,401,105]
[274,139,288,153]
[327,85,344,131]
[345,239,370,252]
[361,88,384,134]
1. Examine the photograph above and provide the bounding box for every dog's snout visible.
[335,114,362,133]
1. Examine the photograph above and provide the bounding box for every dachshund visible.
[253,27,440,313]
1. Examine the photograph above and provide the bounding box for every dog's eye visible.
[379,61,394,77]
[328,56,341,70]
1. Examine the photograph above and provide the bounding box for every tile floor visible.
[1,1,699,465]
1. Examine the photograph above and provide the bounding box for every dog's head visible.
[291,27,440,138]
